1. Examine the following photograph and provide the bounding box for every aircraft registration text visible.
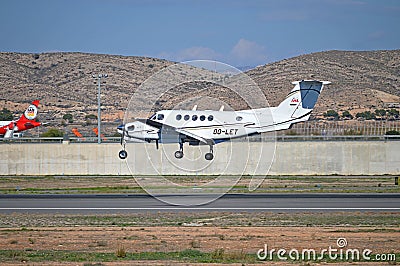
[213,128,238,135]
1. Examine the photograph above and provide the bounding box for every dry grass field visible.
[0,212,399,265]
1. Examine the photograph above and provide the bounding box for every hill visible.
[247,50,400,116]
[0,52,172,124]
[0,50,399,135]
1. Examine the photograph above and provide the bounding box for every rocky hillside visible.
[0,52,172,124]
[0,50,399,135]
[247,50,400,116]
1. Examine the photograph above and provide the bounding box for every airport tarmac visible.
[0,193,399,214]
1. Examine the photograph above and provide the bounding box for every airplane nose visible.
[117,124,124,131]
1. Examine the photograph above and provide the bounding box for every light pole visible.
[92,74,108,144]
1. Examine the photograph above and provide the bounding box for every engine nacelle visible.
[122,121,159,141]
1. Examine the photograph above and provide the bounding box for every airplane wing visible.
[137,118,214,145]
[175,128,214,145]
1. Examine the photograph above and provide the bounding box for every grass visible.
[0,186,145,194]
[0,249,258,264]
[0,175,398,194]
[0,212,399,228]
[0,249,398,264]
[329,228,400,233]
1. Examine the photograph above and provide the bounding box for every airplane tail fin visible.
[271,80,330,130]
[1,100,41,138]
[18,100,40,122]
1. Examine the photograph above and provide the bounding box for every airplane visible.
[117,80,330,160]
[0,100,42,139]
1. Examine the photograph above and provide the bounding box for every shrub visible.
[85,114,97,119]
[211,248,225,260]
[385,130,400,135]
[190,239,201,248]
[63,113,73,123]
[342,110,353,119]
[356,111,376,120]
[0,108,13,120]
[387,109,399,116]
[375,109,387,117]
[323,110,339,120]
[115,245,126,258]
[41,128,64,137]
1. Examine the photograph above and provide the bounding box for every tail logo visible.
[24,105,38,120]
[290,97,299,106]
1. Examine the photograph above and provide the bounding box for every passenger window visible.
[200,115,206,121]
[184,115,190,121]
[208,115,214,121]
[176,114,182,120]
[157,114,164,120]
[236,116,243,121]
[192,115,198,121]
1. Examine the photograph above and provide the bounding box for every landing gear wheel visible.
[174,150,184,159]
[205,152,214,161]
[119,150,128,160]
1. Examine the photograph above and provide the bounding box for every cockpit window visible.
[208,115,214,121]
[150,114,156,120]
[184,115,190,121]
[157,114,164,120]
[127,125,135,131]
[176,114,182,120]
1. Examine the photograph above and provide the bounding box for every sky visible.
[0,0,399,67]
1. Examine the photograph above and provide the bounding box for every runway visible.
[0,193,399,214]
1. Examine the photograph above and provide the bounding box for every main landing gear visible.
[174,142,184,159]
[174,142,214,161]
[205,145,214,161]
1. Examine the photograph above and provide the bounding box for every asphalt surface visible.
[0,193,399,214]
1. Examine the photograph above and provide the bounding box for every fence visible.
[1,121,400,144]
[283,120,400,136]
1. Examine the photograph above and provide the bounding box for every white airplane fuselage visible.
[118,80,330,160]
[119,107,294,143]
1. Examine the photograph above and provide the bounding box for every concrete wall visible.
[0,141,399,175]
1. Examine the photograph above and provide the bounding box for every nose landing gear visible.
[118,150,128,160]
[119,136,128,160]
[119,149,128,160]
